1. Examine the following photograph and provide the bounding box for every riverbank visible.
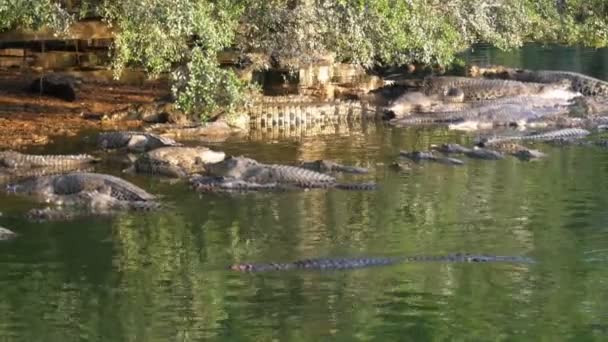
[0,68,168,149]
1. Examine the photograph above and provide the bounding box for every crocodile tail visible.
[334,182,378,191]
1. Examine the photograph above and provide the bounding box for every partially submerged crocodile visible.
[128,146,226,178]
[191,156,377,192]
[98,131,181,152]
[479,128,591,146]
[433,142,546,161]
[229,253,535,272]
[399,151,465,165]
[0,150,99,169]
[6,173,160,219]
[299,160,369,174]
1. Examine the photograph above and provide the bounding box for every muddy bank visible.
[0,68,168,148]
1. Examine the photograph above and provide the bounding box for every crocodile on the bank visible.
[192,156,377,192]
[0,151,99,169]
[389,102,570,129]
[479,128,591,146]
[6,172,160,220]
[298,160,369,174]
[422,76,570,101]
[128,146,226,178]
[229,253,535,272]
[478,68,608,97]
[383,89,466,119]
[97,131,181,152]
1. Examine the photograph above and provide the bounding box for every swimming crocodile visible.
[399,151,465,165]
[229,253,535,272]
[128,146,226,178]
[479,128,591,146]
[190,175,378,193]
[193,156,377,192]
[422,76,568,101]
[0,151,99,169]
[433,142,546,161]
[298,160,369,174]
[97,131,181,152]
[479,68,608,97]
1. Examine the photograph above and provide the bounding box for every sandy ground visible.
[0,68,169,149]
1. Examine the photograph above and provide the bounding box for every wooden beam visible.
[0,20,114,43]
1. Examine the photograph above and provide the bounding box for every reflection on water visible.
[1,45,608,341]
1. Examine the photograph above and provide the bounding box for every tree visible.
[2,0,608,119]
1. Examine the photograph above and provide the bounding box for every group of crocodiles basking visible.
[383,68,608,132]
[6,67,608,270]
[0,130,379,223]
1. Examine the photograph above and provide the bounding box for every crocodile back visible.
[511,70,608,97]
[266,164,336,184]
[98,131,179,150]
[423,77,548,101]
[59,173,156,201]
[0,151,98,168]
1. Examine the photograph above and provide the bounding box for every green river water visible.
[1,45,608,341]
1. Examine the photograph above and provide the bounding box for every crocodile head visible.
[384,92,436,119]
[204,156,260,178]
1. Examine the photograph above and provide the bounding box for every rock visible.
[29,73,79,102]
[0,226,17,241]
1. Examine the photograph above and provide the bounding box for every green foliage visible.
[2,0,608,118]
[171,47,249,119]
[0,0,72,33]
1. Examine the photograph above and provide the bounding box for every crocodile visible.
[399,151,465,165]
[422,76,570,101]
[97,131,181,152]
[247,99,372,128]
[386,82,579,120]
[383,89,466,119]
[479,128,591,146]
[432,142,546,161]
[0,165,96,185]
[190,175,378,193]
[24,192,162,222]
[128,146,226,178]
[6,173,160,220]
[229,253,535,272]
[390,102,570,128]
[0,226,17,241]
[298,160,369,174]
[478,68,608,97]
[195,156,377,191]
[464,147,504,160]
[6,172,157,203]
[0,151,99,169]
